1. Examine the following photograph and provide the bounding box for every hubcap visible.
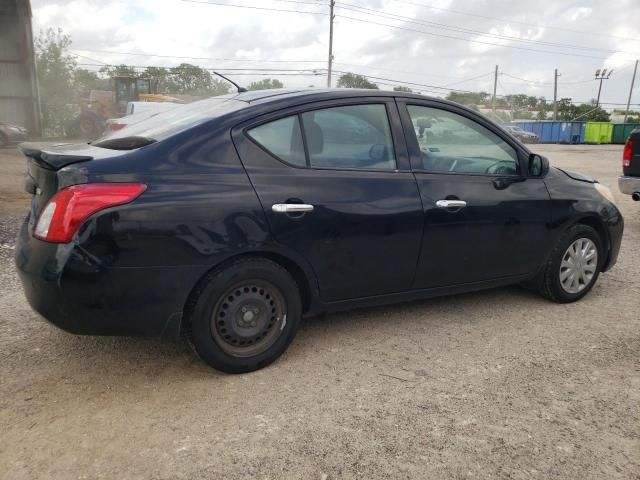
[559,238,598,294]
[211,281,286,358]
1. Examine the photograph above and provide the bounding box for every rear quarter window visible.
[247,116,306,167]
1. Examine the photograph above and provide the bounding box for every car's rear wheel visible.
[539,224,603,303]
[188,258,302,373]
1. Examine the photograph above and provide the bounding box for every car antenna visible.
[213,72,248,93]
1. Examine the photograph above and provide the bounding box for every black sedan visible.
[0,121,28,146]
[15,89,623,373]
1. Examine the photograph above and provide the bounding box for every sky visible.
[31,0,640,109]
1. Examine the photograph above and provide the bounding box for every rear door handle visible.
[436,199,467,209]
[272,203,315,214]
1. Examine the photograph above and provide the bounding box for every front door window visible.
[406,105,519,176]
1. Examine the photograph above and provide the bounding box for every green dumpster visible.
[584,122,613,144]
[612,124,640,144]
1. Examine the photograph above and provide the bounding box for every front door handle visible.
[272,203,315,214]
[436,199,467,209]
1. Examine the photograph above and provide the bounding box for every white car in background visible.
[105,101,181,133]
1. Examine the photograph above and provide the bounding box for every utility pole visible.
[594,68,612,107]
[553,69,561,121]
[492,65,498,113]
[327,0,335,88]
[624,59,638,123]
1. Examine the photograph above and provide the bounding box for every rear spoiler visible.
[19,142,94,170]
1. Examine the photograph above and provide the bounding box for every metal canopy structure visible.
[0,0,40,136]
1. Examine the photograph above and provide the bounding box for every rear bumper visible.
[618,176,640,196]
[15,216,203,337]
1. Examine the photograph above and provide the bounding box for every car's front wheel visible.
[539,224,603,303]
[188,258,302,373]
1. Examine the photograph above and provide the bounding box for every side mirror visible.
[528,154,549,177]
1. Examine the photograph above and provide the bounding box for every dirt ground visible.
[0,144,638,480]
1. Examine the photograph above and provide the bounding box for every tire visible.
[188,258,302,373]
[539,224,604,303]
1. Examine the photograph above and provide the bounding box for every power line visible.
[58,60,640,106]
[68,51,110,65]
[441,71,495,88]
[386,0,640,42]
[332,62,457,80]
[331,69,503,95]
[499,72,555,86]
[74,62,324,74]
[335,2,637,55]
[69,48,325,64]
[500,65,640,86]
[268,0,325,5]
[335,14,613,60]
[180,0,328,15]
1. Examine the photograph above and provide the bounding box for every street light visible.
[594,68,613,107]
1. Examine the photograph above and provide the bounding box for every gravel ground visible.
[0,144,638,480]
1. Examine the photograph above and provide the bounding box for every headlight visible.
[594,183,616,204]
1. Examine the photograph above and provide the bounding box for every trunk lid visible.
[19,142,100,217]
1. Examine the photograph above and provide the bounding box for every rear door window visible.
[301,104,396,170]
[246,104,398,171]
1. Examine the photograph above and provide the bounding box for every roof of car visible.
[232,88,442,104]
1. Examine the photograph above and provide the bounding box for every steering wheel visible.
[485,160,515,175]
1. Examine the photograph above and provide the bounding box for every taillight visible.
[34,183,146,243]
[623,138,633,167]
[110,123,126,131]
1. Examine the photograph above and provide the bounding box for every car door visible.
[397,100,552,289]
[232,98,424,302]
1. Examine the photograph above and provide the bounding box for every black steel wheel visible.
[211,280,287,358]
[188,257,302,373]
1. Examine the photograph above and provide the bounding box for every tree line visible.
[335,73,613,123]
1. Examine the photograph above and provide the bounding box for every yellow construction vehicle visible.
[67,75,183,139]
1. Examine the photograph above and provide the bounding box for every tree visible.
[336,73,379,89]
[556,98,610,122]
[73,68,109,95]
[445,91,490,106]
[209,78,232,96]
[143,66,171,93]
[168,63,215,95]
[536,98,549,120]
[99,64,137,78]
[248,78,285,90]
[35,28,78,136]
[393,85,413,93]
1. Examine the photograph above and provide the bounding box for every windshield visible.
[93,94,246,145]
